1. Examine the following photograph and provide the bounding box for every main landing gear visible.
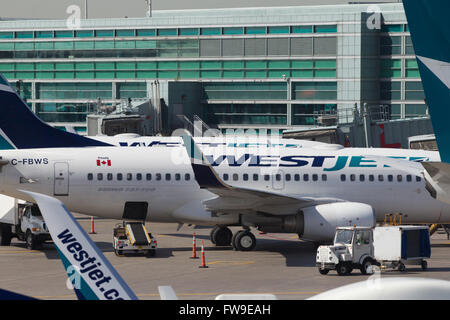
[210,226,257,251]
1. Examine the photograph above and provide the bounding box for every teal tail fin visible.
[402,0,450,161]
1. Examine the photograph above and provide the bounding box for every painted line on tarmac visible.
[207,260,255,266]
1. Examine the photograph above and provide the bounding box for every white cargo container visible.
[373,226,430,262]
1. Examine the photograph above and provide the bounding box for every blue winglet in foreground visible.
[20,190,138,300]
[0,74,112,149]
[402,0,450,162]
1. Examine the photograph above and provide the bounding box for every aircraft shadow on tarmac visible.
[158,232,318,267]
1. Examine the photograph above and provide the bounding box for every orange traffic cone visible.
[190,233,198,259]
[89,216,96,234]
[199,241,208,268]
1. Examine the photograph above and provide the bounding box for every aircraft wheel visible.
[233,230,256,251]
[213,227,232,246]
[209,226,219,245]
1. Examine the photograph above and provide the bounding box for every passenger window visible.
[359,174,365,182]
[276,174,281,181]
[165,173,171,181]
[243,174,248,181]
[369,175,374,182]
[388,174,393,182]
[136,173,142,181]
[146,173,152,181]
[253,174,259,181]
[294,174,300,181]
[185,173,190,181]
[233,173,238,181]
[127,173,132,181]
[87,173,93,181]
[416,176,422,182]
[175,173,181,181]
[97,173,103,181]
[340,174,346,182]
[264,174,270,181]
[117,173,123,181]
[107,173,113,181]
[378,175,384,182]
[350,174,355,182]
[303,174,309,182]
[406,175,412,182]
[312,174,318,181]
[397,175,402,182]
[322,174,327,181]
[223,174,229,181]
[285,174,291,181]
[156,173,161,181]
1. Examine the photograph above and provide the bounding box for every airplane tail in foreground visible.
[21,190,138,300]
[402,0,450,162]
[0,74,111,149]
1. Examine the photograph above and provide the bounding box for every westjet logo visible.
[57,229,124,300]
[204,154,428,170]
[118,141,302,148]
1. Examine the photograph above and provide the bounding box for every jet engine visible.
[246,202,375,242]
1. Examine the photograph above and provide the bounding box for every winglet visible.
[181,135,230,189]
[20,190,138,300]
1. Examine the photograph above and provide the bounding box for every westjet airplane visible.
[0,0,450,251]
[0,75,446,251]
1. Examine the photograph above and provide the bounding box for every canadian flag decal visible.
[97,157,111,166]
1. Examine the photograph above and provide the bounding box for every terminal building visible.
[0,2,431,142]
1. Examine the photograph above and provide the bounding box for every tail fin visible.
[0,74,111,149]
[402,0,450,161]
[21,190,138,300]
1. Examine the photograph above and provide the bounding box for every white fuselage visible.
[0,136,448,225]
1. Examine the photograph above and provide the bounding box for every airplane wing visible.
[20,190,138,300]
[420,162,450,206]
[181,135,340,215]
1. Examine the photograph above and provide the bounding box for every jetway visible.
[283,117,434,149]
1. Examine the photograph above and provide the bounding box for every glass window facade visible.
[0,5,425,128]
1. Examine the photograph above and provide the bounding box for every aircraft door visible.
[54,162,69,196]
[271,169,285,191]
